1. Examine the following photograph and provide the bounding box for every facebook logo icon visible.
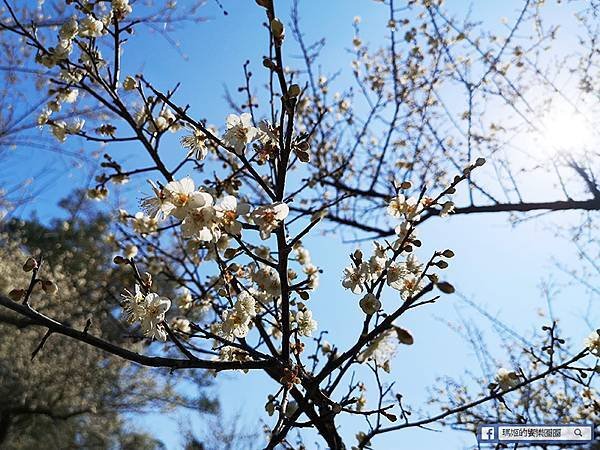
[481,427,495,441]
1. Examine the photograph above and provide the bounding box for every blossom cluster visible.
[213,291,257,340]
[121,284,171,341]
[35,1,133,138]
[343,247,424,303]
[139,176,289,242]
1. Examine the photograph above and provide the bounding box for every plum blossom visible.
[251,202,289,239]
[216,195,249,235]
[495,368,520,390]
[124,244,138,259]
[140,180,174,221]
[295,309,317,337]
[357,329,397,372]
[386,262,406,290]
[178,288,194,311]
[132,212,158,234]
[304,264,320,289]
[123,75,137,91]
[253,266,281,296]
[50,119,83,142]
[164,177,208,219]
[387,194,419,219]
[386,255,423,300]
[121,284,144,323]
[148,108,180,133]
[342,264,368,294]
[368,254,387,278]
[222,113,259,155]
[584,330,600,356]
[181,127,211,160]
[172,318,191,334]
[217,292,257,339]
[139,293,171,341]
[112,0,132,19]
[79,15,104,37]
[59,17,78,40]
[181,200,221,242]
[440,200,455,217]
[295,246,311,265]
[218,346,252,372]
[121,286,171,341]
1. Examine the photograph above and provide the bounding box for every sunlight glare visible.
[539,100,594,154]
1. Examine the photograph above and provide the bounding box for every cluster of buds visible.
[8,257,58,301]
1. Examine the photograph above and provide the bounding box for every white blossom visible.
[79,15,104,37]
[251,202,289,240]
[112,0,132,19]
[357,329,397,372]
[123,75,138,91]
[386,262,406,291]
[59,16,79,40]
[216,195,249,236]
[121,284,146,322]
[181,128,210,160]
[295,309,317,337]
[222,113,259,155]
[253,266,281,296]
[163,177,209,219]
[124,243,138,259]
[495,368,520,390]
[342,264,367,294]
[139,293,171,341]
[178,288,194,310]
[387,194,418,219]
[132,212,158,234]
[172,317,191,334]
[584,330,600,356]
[182,201,221,242]
[218,292,257,339]
[140,180,175,221]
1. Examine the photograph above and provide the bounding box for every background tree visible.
[0,192,218,450]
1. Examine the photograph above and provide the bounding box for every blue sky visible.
[4,0,598,449]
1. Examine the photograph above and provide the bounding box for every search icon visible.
[574,428,583,437]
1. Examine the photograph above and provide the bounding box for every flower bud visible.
[270,18,285,40]
[113,255,128,265]
[23,257,38,272]
[288,84,301,98]
[394,327,414,345]
[123,75,137,91]
[124,244,138,259]
[263,58,277,71]
[224,248,238,259]
[359,293,381,315]
[41,280,58,295]
[442,249,454,258]
[475,157,486,167]
[8,289,25,301]
[436,281,455,294]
